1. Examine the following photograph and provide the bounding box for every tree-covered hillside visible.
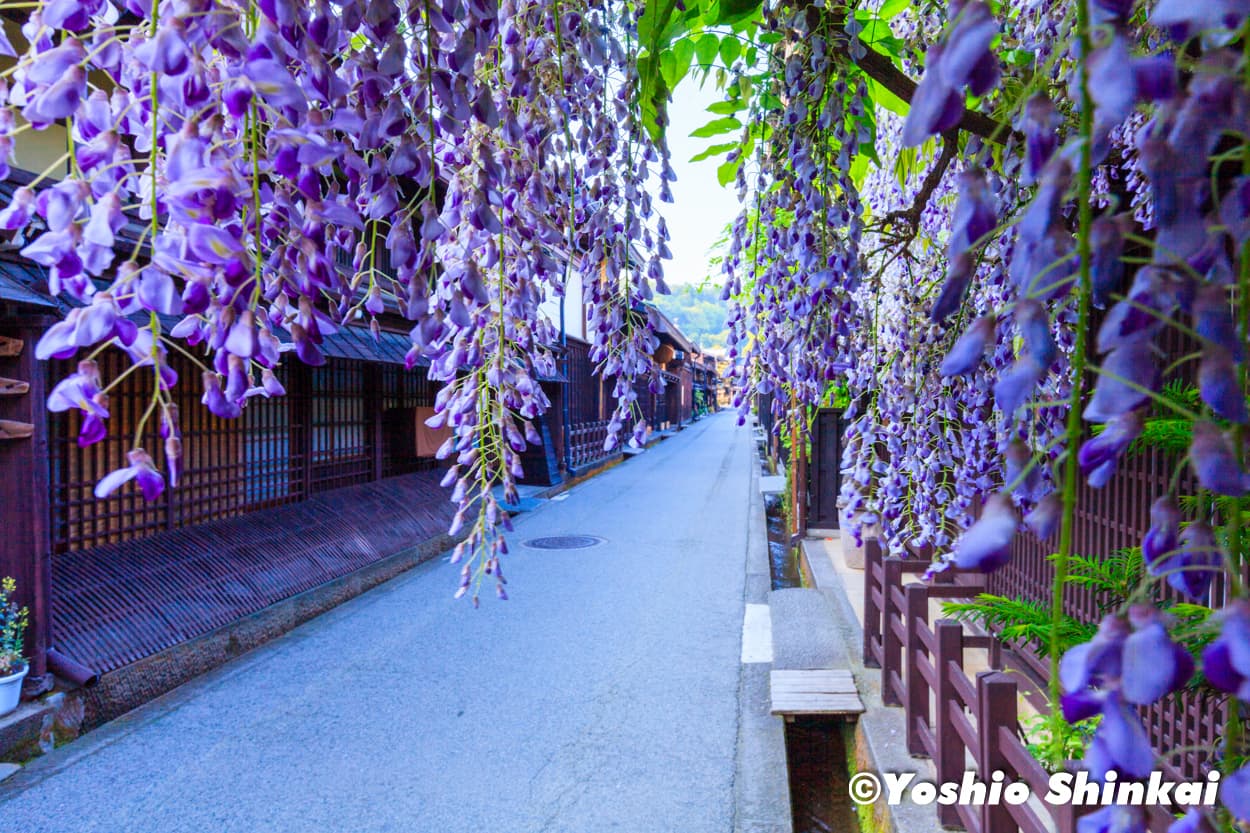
[656,283,730,353]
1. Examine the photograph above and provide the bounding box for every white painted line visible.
[759,475,786,495]
[741,603,774,664]
[551,493,570,501]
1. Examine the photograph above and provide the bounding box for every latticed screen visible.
[50,348,441,553]
[378,363,438,478]
[983,319,1227,781]
[563,340,621,468]
[50,350,305,552]
[565,340,602,423]
[242,384,302,508]
[308,361,371,493]
[51,349,170,552]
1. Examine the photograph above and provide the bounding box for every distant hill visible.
[656,283,729,353]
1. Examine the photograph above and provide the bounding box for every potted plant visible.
[838,502,875,570]
[0,576,29,716]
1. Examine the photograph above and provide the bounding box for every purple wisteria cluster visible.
[891,0,1248,587]
[724,8,864,436]
[835,4,1069,561]
[722,0,1250,826]
[2,0,668,603]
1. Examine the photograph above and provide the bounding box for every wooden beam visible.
[769,668,865,715]
[0,377,29,396]
[0,320,52,680]
[0,419,33,439]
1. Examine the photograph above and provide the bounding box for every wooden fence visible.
[863,541,1208,833]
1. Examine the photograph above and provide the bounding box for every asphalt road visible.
[2,411,753,833]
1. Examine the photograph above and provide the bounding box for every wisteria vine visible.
[7,0,1250,826]
[0,0,671,605]
[687,0,1250,828]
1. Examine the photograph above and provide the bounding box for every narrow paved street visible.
[3,412,754,833]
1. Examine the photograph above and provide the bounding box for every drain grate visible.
[523,535,605,550]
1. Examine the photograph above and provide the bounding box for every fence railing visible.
[984,446,1230,781]
[862,541,1206,833]
[568,419,615,469]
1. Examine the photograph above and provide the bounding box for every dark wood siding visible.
[51,347,440,554]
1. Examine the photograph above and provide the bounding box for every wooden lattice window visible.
[308,361,372,493]
[378,363,439,478]
[50,352,311,552]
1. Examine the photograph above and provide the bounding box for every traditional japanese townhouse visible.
[0,26,698,723]
[0,205,699,733]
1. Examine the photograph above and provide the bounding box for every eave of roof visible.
[0,255,57,310]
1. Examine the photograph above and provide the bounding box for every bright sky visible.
[659,78,741,289]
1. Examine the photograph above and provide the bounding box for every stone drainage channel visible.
[761,464,859,833]
[764,492,803,592]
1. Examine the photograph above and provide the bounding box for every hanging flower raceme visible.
[94,448,165,502]
[901,1,999,147]
[577,6,669,452]
[728,12,866,448]
[950,492,1016,571]
[3,0,663,600]
[1060,607,1193,780]
[46,358,108,447]
[1201,601,1250,703]
[711,0,1250,822]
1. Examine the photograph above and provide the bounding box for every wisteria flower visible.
[94,449,164,501]
[1152,521,1222,600]
[1189,421,1249,497]
[1220,768,1250,824]
[1141,496,1181,565]
[939,315,995,377]
[952,493,1016,571]
[1201,601,1250,702]
[1062,609,1192,780]
[1023,493,1061,540]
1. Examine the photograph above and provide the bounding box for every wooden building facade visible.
[0,249,717,694]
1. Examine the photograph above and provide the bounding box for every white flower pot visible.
[0,662,27,717]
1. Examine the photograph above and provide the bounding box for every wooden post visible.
[882,556,904,706]
[291,364,313,498]
[365,364,383,482]
[1053,763,1087,833]
[863,537,882,668]
[933,619,965,830]
[0,319,54,682]
[807,408,843,531]
[989,635,1004,671]
[904,583,929,756]
[977,671,1019,833]
[790,404,806,536]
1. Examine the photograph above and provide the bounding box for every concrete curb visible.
[799,537,942,833]
[733,441,793,833]
[768,587,848,671]
[0,692,83,764]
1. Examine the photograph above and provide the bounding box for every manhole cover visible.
[523,535,605,550]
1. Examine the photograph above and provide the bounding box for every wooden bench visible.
[769,669,865,720]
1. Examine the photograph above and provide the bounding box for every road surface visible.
[3,411,755,833]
